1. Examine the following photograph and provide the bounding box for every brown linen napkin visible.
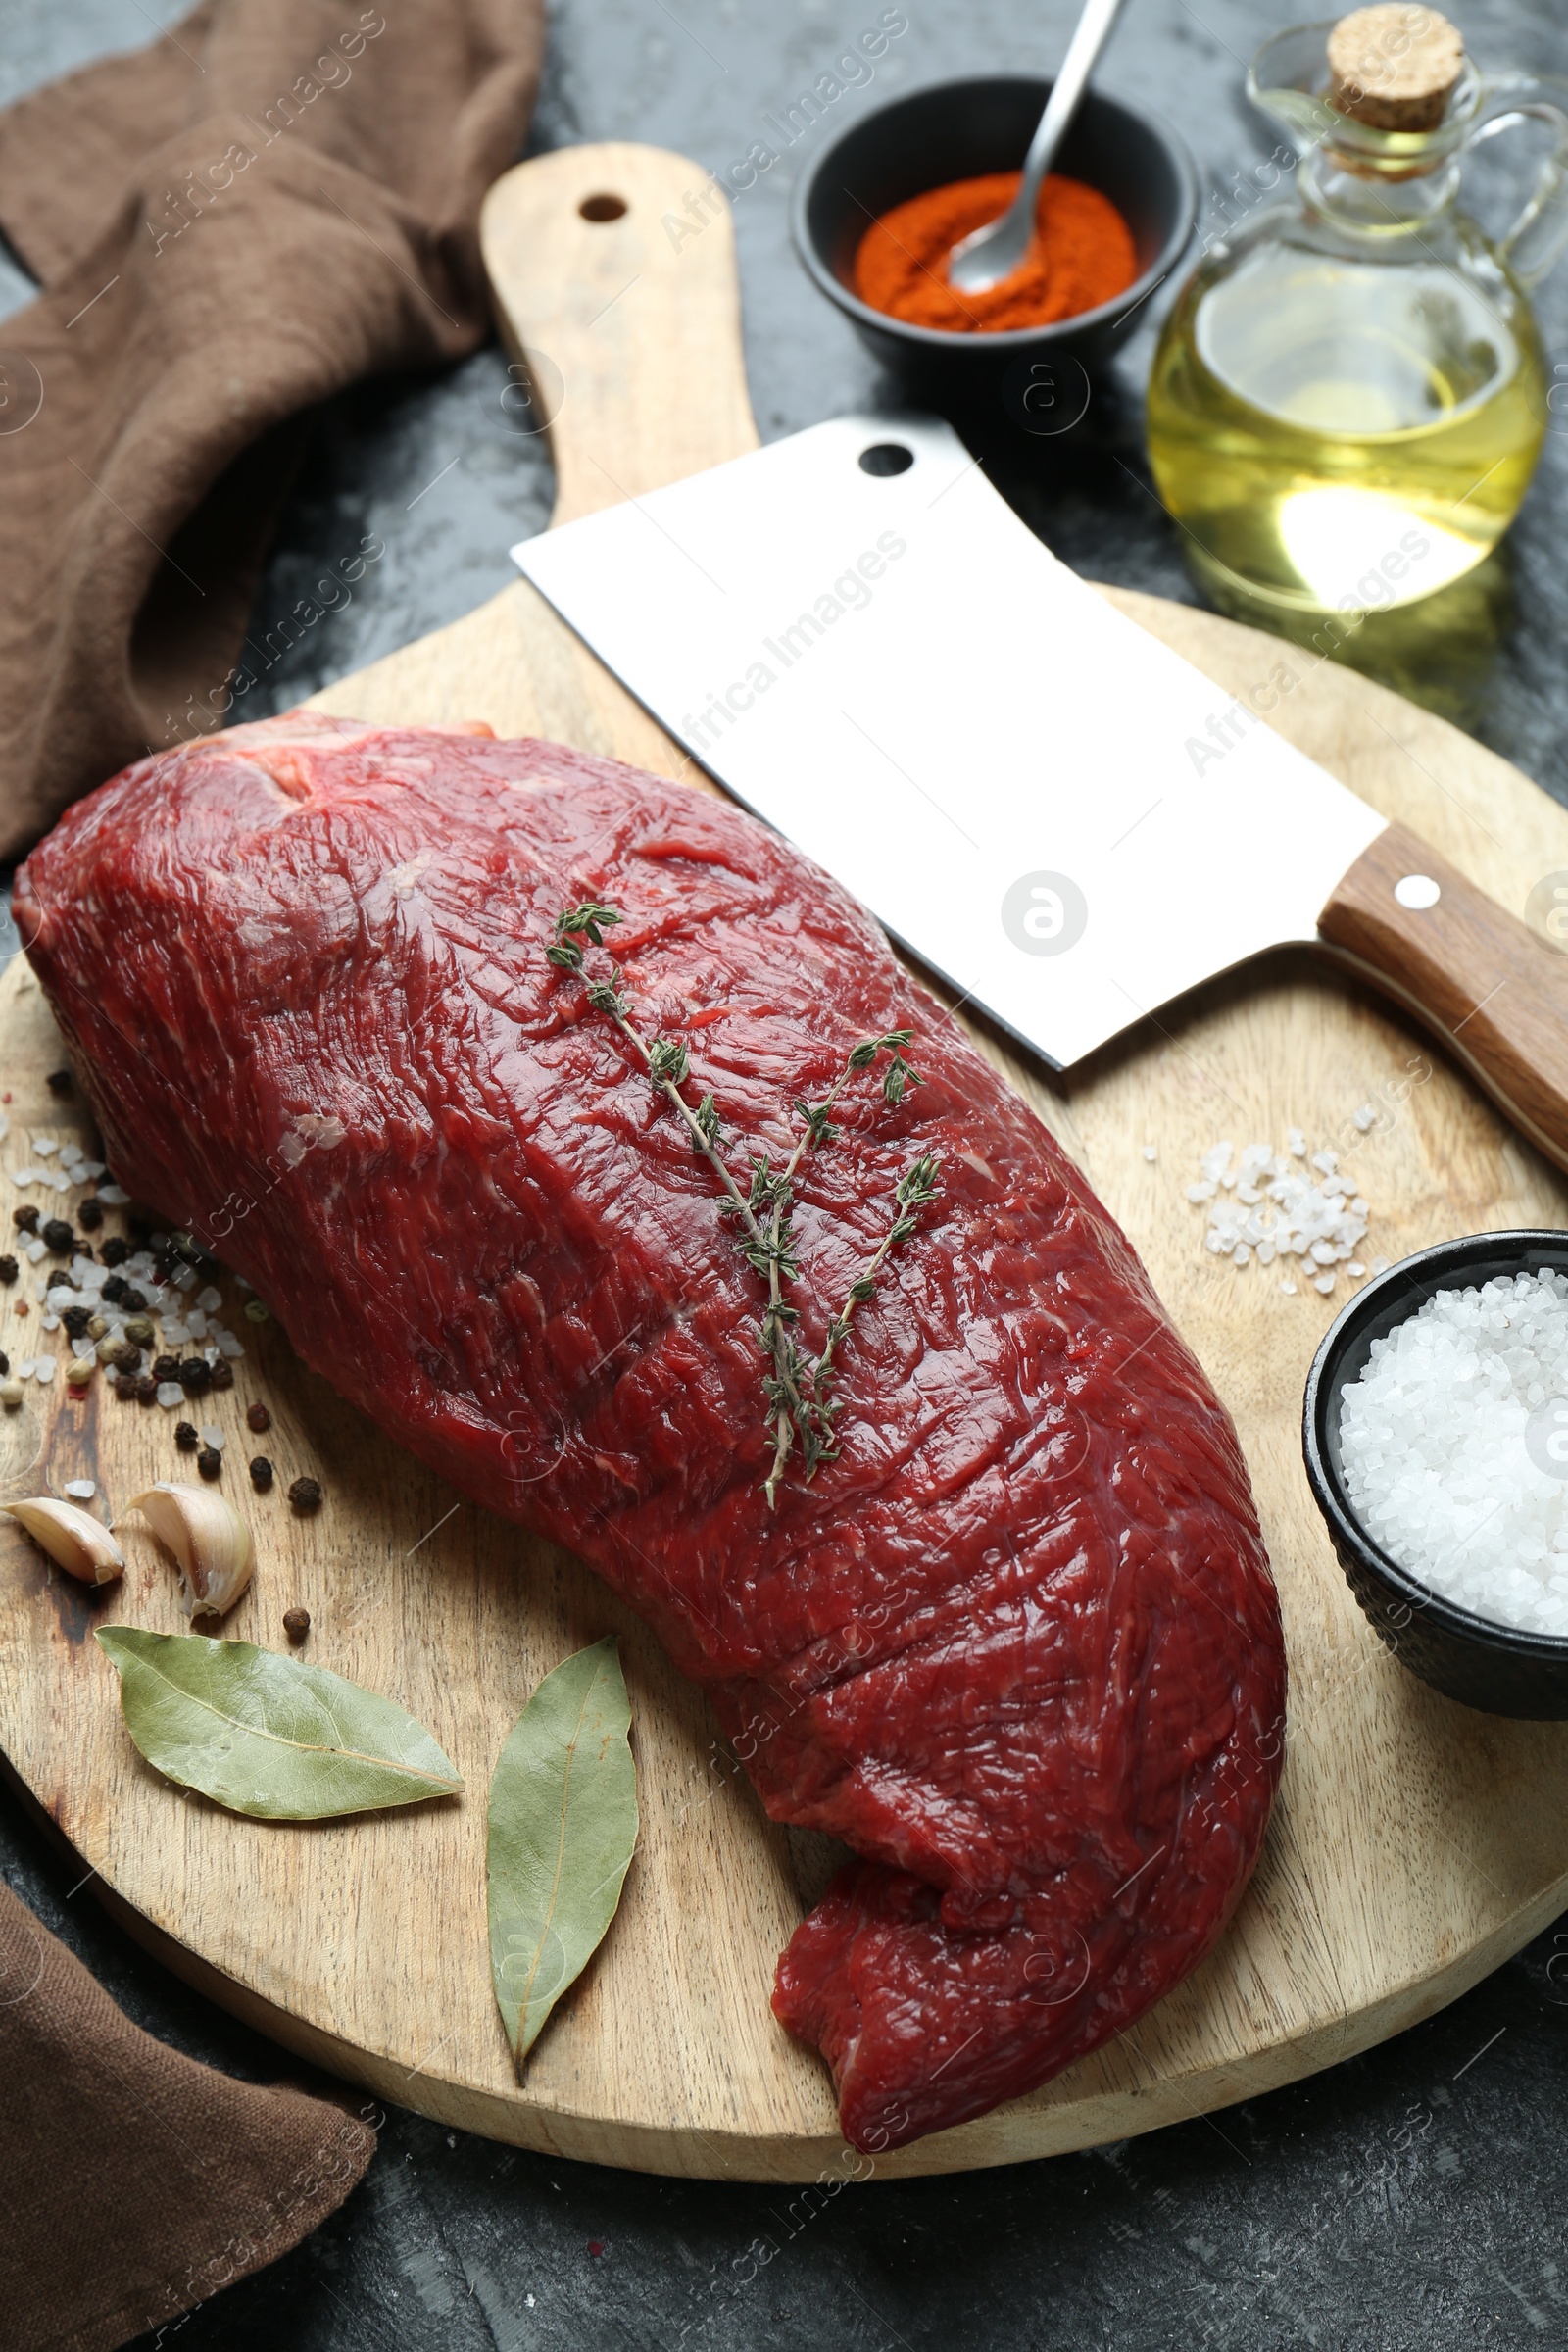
[0,0,546,861]
[0,1878,377,2352]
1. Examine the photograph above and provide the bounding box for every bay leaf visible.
[95,1625,463,1819]
[487,1636,638,2071]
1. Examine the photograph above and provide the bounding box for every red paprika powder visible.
[854,171,1138,333]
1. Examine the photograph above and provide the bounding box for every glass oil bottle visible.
[1147,9,1568,623]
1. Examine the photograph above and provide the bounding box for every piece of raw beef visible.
[17,713,1286,2152]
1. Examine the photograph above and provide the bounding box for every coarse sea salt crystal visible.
[196,1286,222,1313]
[215,1331,244,1359]
[97,1184,130,1205]
[64,1479,94,1501]
[156,1381,183,1408]
[32,1359,55,1385]
[31,1139,56,1157]
[1188,1131,1375,1284]
[1339,1269,1568,1638]
[163,1321,190,1346]
[201,1425,225,1448]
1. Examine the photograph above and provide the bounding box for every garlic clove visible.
[117,1483,254,1619]
[1,1497,124,1586]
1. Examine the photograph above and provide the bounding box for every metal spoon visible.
[948,0,1130,295]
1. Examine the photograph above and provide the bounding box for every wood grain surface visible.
[4,144,1568,2182]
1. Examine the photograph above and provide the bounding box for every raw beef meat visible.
[17,713,1286,2152]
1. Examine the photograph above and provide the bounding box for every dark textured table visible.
[6,2,1568,2346]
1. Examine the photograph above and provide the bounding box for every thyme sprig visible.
[549,905,940,1507]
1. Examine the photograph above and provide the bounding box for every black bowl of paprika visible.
[792,74,1197,415]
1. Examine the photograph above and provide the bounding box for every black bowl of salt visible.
[1303,1231,1568,1720]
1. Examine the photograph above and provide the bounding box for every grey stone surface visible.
[4,2,1568,2346]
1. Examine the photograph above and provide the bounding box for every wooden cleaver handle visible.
[1319,820,1568,1173]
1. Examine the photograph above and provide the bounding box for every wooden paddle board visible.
[4,144,1568,2182]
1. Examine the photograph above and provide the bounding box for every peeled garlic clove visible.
[118,1483,254,1618]
[1,1497,124,1586]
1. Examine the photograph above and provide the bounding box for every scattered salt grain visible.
[80,1161,104,1180]
[1187,1131,1375,1285]
[1281,1280,1298,1296]
[156,1381,183,1408]
[172,1264,198,1294]
[162,1321,190,1346]
[215,1331,244,1359]
[1352,1103,1376,1131]
[31,1139,57,1158]
[201,1425,225,1449]
[196,1286,222,1313]
[11,1169,36,1186]
[1143,1146,1157,1162]
[24,1241,44,1264]
[14,1359,33,1379]
[1339,1269,1568,1637]
[64,1480,94,1501]
[1312,1273,1336,1295]
[97,1185,130,1205]
[32,1359,55,1385]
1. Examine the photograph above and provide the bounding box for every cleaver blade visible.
[514,414,1568,1175]
[512,413,1379,1071]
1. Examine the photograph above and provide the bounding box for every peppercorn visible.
[0,1350,9,1376]
[178,1357,212,1393]
[77,1197,103,1231]
[45,1069,72,1096]
[250,1455,274,1491]
[152,1354,181,1382]
[120,1287,147,1311]
[0,1381,21,1410]
[66,1359,94,1391]
[61,1305,91,1340]
[282,1607,310,1642]
[100,1237,129,1267]
[122,1316,155,1348]
[247,1401,270,1433]
[0,1256,16,1287]
[209,1360,234,1392]
[114,1371,139,1399]
[11,1205,37,1233]
[111,1342,141,1374]
[174,1420,199,1452]
[196,1446,222,1480]
[287,1475,321,1512]
[101,1277,128,1305]
[135,1374,158,1403]
[41,1219,73,1253]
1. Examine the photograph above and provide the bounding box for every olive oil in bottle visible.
[1146,7,1568,621]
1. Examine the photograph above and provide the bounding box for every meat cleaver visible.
[514,409,1568,1173]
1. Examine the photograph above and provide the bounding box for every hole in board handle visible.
[579,193,628,222]
[1394,874,1441,910]
[858,443,914,477]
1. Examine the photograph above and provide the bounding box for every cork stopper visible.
[1328,5,1464,132]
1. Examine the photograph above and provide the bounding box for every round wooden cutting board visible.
[4,145,1568,2184]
